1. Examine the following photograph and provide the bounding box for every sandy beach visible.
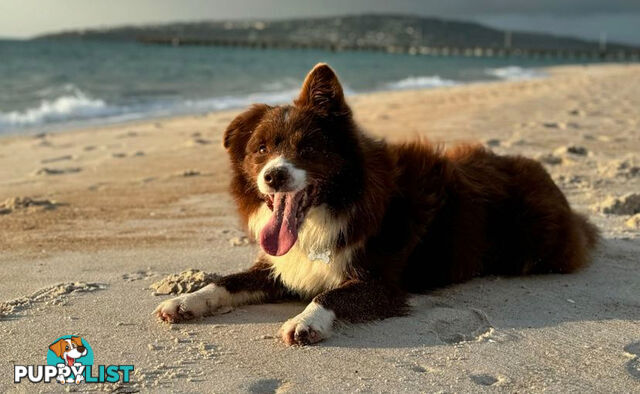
[1,63,639,392]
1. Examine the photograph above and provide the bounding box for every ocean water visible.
[0,39,594,134]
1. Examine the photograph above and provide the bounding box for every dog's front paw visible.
[154,294,208,323]
[278,302,335,346]
[279,319,325,345]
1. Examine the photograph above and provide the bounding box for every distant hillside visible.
[36,14,635,51]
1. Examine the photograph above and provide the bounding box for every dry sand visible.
[0,64,639,392]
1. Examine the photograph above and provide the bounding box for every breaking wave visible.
[385,75,459,90]
[0,88,118,130]
[485,66,546,81]
[0,87,299,132]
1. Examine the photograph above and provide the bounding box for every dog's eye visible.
[258,145,268,154]
[65,345,69,350]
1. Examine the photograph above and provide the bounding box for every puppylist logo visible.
[14,335,134,385]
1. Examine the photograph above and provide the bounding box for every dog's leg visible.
[279,279,408,345]
[155,260,287,323]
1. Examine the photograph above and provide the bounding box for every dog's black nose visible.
[77,346,85,353]
[264,167,289,191]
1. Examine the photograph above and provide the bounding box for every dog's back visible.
[368,141,599,292]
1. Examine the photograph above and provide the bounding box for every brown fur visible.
[215,63,599,334]
[49,336,84,358]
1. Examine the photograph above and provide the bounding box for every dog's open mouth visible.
[260,186,315,256]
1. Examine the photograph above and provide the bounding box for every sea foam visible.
[386,75,459,90]
[485,66,545,81]
[0,88,118,130]
[0,87,299,132]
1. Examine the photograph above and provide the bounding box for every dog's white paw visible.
[154,293,209,323]
[279,302,335,346]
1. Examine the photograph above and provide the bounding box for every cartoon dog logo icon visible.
[48,336,87,384]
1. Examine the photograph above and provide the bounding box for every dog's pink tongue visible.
[260,192,301,256]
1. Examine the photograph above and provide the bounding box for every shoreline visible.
[1,62,639,392]
[0,63,552,138]
[0,62,627,140]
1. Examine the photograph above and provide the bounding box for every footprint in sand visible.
[538,145,590,167]
[430,307,493,344]
[88,182,108,191]
[624,342,640,380]
[41,154,74,164]
[0,197,61,215]
[470,374,507,386]
[122,270,156,282]
[33,167,82,176]
[537,153,563,166]
[598,193,640,215]
[185,138,212,147]
[117,131,139,138]
[112,151,144,158]
[542,122,566,130]
[554,145,589,157]
[248,379,286,394]
[409,364,427,373]
[175,169,201,177]
[395,361,430,373]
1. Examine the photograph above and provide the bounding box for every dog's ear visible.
[70,336,83,347]
[295,63,350,117]
[223,104,270,162]
[49,339,65,357]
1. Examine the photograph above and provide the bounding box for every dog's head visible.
[224,63,363,257]
[49,336,87,365]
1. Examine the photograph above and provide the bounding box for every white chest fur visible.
[248,204,357,298]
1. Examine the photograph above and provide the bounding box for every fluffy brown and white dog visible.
[155,63,598,345]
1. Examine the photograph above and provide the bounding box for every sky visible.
[1,0,639,45]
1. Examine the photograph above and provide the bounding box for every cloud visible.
[406,0,640,16]
[0,0,639,41]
